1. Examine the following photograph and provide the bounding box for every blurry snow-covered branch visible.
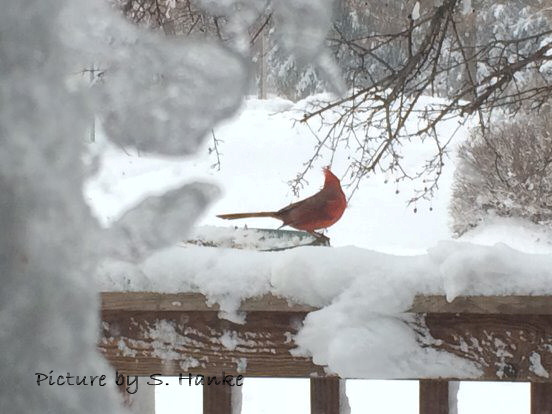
[106,184,219,262]
[1,0,337,413]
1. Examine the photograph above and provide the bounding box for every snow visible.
[146,320,187,362]
[348,380,418,413]
[83,96,552,393]
[411,2,420,20]
[461,0,472,15]
[529,352,549,379]
[235,357,248,373]
[459,217,552,254]
[220,330,240,351]
[105,183,219,262]
[63,2,249,157]
[98,236,552,379]
[430,241,552,302]
[3,1,539,411]
[2,0,340,413]
[1,1,120,412]
[86,94,460,254]
[187,226,319,250]
[7,0,538,412]
[458,382,529,414]
[242,379,310,413]
[118,339,138,358]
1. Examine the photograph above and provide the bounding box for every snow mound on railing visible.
[96,228,552,379]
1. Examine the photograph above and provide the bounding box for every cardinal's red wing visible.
[276,193,337,231]
[276,194,314,215]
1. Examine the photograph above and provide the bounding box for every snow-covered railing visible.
[99,292,552,414]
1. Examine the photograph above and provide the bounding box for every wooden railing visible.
[99,292,552,413]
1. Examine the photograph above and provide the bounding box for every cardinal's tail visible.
[217,212,279,220]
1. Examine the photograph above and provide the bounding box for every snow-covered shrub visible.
[450,109,552,235]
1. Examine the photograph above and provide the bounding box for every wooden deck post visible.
[203,383,242,414]
[531,383,552,414]
[419,380,449,414]
[310,377,348,414]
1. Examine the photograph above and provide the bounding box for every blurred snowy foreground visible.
[1,1,334,412]
[89,96,552,381]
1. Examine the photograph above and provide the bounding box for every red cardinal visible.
[217,167,347,238]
